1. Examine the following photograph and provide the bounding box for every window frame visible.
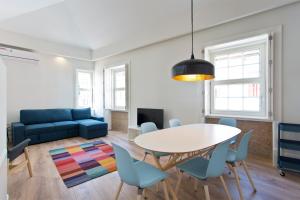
[75,69,94,109]
[112,67,127,111]
[104,64,128,111]
[204,34,272,120]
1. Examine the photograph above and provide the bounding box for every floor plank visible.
[8,131,300,200]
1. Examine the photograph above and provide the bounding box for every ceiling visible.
[0,0,298,57]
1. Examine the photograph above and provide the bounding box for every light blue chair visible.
[169,118,182,128]
[175,140,232,200]
[219,117,237,145]
[140,122,170,161]
[226,130,256,200]
[112,143,172,200]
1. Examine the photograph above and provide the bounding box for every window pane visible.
[228,84,243,97]
[228,66,243,80]
[244,98,260,111]
[78,90,92,108]
[115,90,126,108]
[215,58,228,68]
[229,56,242,66]
[214,85,228,97]
[244,64,260,78]
[228,98,243,111]
[213,48,261,81]
[78,72,92,89]
[215,67,228,80]
[244,84,260,97]
[244,54,259,65]
[115,71,125,88]
[214,83,261,112]
[215,98,228,110]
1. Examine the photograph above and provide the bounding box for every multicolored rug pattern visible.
[49,140,116,188]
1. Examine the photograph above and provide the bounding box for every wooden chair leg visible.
[204,185,210,200]
[194,178,198,192]
[241,161,257,192]
[142,189,147,199]
[137,188,143,200]
[156,182,159,192]
[162,181,170,200]
[165,180,178,200]
[220,176,232,200]
[231,165,244,200]
[175,171,183,194]
[115,181,124,200]
[142,153,148,161]
[24,147,33,177]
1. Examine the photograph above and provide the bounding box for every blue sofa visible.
[12,108,108,146]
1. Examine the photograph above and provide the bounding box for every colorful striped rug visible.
[49,140,116,188]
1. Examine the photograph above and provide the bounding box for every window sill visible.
[205,114,273,122]
[108,109,128,113]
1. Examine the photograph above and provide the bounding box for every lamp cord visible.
[191,0,195,59]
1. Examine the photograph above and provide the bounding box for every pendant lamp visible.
[171,0,215,81]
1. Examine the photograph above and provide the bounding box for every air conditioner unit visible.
[0,45,39,62]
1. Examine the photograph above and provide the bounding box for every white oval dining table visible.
[134,123,241,170]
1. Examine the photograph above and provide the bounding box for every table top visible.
[134,123,241,153]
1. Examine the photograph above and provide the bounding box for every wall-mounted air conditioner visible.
[0,45,39,62]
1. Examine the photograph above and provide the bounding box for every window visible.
[205,34,272,119]
[104,64,127,111]
[76,70,93,108]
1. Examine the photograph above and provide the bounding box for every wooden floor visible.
[8,131,300,200]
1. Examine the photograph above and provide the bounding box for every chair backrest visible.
[140,122,157,134]
[169,118,182,128]
[112,143,139,186]
[236,130,253,161]
[218,117,237,127]
[8,138,31,161]
[206,140,231,178]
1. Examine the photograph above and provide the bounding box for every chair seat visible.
[145,149,170,158]
[226,149,237,163]
[177,157,209,180]
[134,161,167,188]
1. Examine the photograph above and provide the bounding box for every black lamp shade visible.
[172,58,215,81]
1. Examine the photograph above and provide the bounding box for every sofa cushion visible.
[25,123,55,136]
[76,119,107,129]
[53,121,78,131]
[72,108,91,120]
[20,109,72,125]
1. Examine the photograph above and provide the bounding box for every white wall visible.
[4,54,94,123]
[96,34,205,128]
[0,58,7,200]
[0,29,91,60]
[95,2,300,128]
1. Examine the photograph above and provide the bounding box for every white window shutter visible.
[104,68,112,109]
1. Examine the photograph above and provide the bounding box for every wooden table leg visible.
[162,181,170,200]
[165,179,178,200]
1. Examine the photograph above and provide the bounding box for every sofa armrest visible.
[91,116,105,122]
[11,122,25,146]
